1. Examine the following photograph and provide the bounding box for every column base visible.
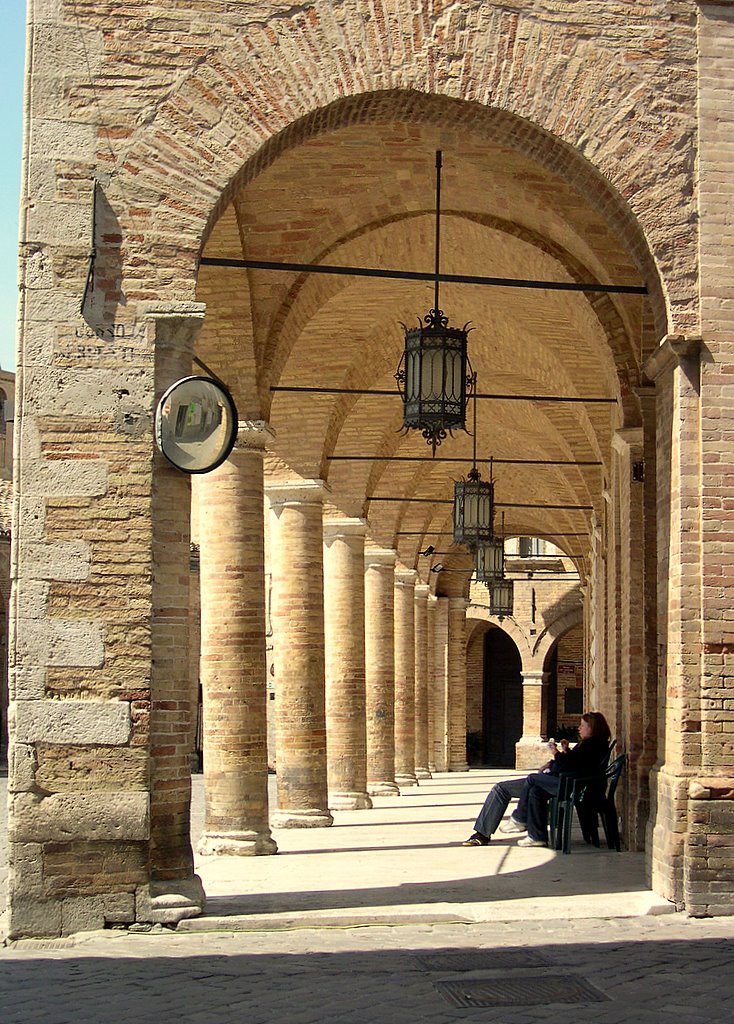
[395,772,419,786]
[328,791,373,810]
[428,762,437,773]
[415,767,432,779]
[271,807,334,828]
[368,780,401,796]
[448,761,469,772]
[197,830,278,857]
[137,875,206,925]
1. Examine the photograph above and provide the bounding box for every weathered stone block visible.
[10,791,150,843]
[16,620,105,668]
[14,698,131,745]
[7,896,62,940]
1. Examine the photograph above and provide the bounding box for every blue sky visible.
[0,2,26,370]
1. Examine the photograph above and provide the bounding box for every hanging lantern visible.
[454,468,495,548]
[475,536,504,583]
[490,577,514,617]
[396,151,474,455]
[398,309,472,454]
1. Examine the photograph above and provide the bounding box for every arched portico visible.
[8,2,734,937]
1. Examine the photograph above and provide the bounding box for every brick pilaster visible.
[146,306,205,920]
[426,595,437,773]
[414,583,431,779]
[365,548,399,795]
[447,596,468,772]
[323,518,372,810]
[515,670,551,771]
[394,567,418,787]
[268,480,332,828]
[197,422,277,855]
[432,596,449,772]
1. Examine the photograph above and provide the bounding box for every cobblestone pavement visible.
[3,771,734,1022]
[2,914,734,1024]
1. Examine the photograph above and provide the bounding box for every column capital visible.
[364,547,397,570]
[394,567,418,589]
[414,583,431,600]
[643,334,702,382]
[139,301,206,351]
[266,478,330,508]
[521,670,550,686]
[234,421,275,454]
[611,427,644,456]
[323,517,368,542]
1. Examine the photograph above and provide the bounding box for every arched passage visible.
[12,3,734,939]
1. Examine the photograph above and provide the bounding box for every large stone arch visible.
[88,13,697,337]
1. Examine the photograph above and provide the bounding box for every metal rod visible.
[329,456,603,466]
[434,150,442,312]
[200,256,648,296]
[271,385,616,404]
[397,530,588,536]
[193,355,228,386]
[370,497,593,510]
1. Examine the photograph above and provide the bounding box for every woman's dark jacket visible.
[549,736,609,777]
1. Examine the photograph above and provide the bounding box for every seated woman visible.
[462,711,612,848]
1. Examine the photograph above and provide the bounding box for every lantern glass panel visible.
[453,477,495,547]
[490,578,514,617]
[476,539,504,582]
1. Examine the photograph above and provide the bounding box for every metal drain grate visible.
[434,974,610,1008]
[416,950,548,972]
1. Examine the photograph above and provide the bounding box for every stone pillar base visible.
[272,808,333,828]
[428,761,437,773]
[415,767,432,780]
[395,772,419,786]
[328,791,373,810]
[137,876,206,925]
[448,761,469,772]
[197,830,278,857]
[515,736,549,771]
[368,780,400,796]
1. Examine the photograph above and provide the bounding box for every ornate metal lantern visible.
[396,151,474,455]
[454,467,495,548]
[398,308,472,454]
[490,577,514,617]
[475,536,504,583]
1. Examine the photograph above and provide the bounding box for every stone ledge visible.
[689,778,734,800]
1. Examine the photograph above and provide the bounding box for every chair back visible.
[606,753,626,802]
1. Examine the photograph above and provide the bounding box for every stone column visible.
[268,480,332,828]
[365,548,400,795]
[197,422,277,856]
[323,518,372,810]
[426,595,437,772]
[515,670,551,770]
[447,595,469,771]
[394,567,418,786]
[146,306,205,920]
[414,583,431,779]
[432,596,449,772]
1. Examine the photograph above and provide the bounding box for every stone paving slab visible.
[2,915,734,1024]
[191,770,671,927]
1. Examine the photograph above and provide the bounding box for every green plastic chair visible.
[549,752,626,854]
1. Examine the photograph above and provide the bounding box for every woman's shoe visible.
[499,814,527,834]
[517,836,547,847]
[462,832,490,846]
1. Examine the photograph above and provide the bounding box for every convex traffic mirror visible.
[154,375,238,473]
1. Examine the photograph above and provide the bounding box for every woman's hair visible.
[581,711,611,742]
